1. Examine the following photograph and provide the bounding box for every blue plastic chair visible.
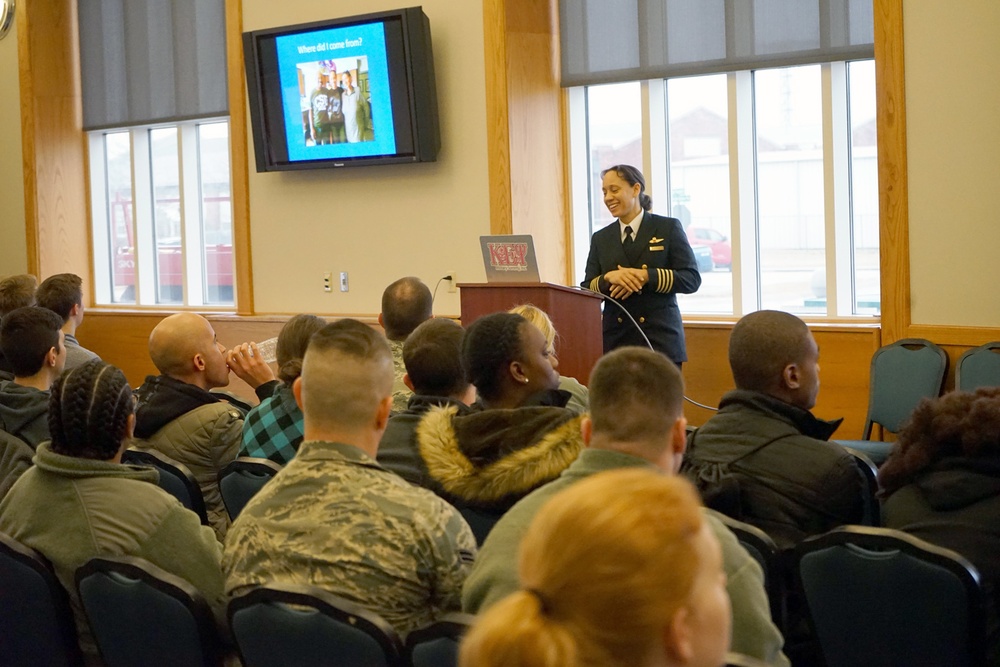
[0,531,82,666]
[796,526,986,667]
[836,338,947,465]
[218,457,282,520]
[956,342,1000,392]
[75,556,221,667]
[406,613,476,667]
[122,448,209,525]
[228,583,405,667]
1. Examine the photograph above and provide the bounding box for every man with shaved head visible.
[682,310,864,549]
[224,319,476,636]
[134,313,275,540]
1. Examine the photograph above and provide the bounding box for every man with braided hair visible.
[133,313,276,540]
[224,319,476,636]
[0,360,224,662]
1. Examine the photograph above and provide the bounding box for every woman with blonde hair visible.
[459,468,731,667]
[508,303,589,413]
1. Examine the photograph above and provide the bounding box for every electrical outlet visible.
[447,270,457,293]
[322,272,333,292]
[340,271,349,292]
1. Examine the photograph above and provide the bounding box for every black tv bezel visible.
[243,6,439,172]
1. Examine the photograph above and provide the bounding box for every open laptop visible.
[479,235,541,283]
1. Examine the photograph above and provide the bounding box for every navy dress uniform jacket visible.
[582,212,701,364]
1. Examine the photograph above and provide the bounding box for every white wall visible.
[905,1,1000,327]
[0,17,28,276]
[243,0,491,317]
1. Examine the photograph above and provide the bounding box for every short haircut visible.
[49,360,133,461]
[403,318,467,397]
[729,310,812,392]
[0,274,38,318]
[589,347,684,447]
[380,277,432,340]
[459,470,707,666]
[880,387,1000,496]
[0,307,64,377]
[36,273,83,321]
[300,319,393,430]
[275,314,327,384]
[463,313,526,402]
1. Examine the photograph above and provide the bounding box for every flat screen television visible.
[243,7,439,172]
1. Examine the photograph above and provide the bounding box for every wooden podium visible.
[457,283,603,385]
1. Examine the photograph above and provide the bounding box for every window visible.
[570,60,879,318]
[89,120,235,307]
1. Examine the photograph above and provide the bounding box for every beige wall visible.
[0,18,27,276]
[243,0,491,317]
[905,1,1000,327]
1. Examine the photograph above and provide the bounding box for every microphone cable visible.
[569,284,718,412]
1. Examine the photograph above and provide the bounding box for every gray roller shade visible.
[78,0,228,130]
[560,0,874,87]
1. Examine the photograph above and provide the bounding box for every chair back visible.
[228,583,405,667]
[0,532,82,667]
[218,457,283,520]
[406,613,476,667]
[956,342,1000,392]
[864,338,947,437]
[122,448,209,525]
[841,447,880,526]
[75,556,220,667]
[715,514,784,627]
[796,526,986,667]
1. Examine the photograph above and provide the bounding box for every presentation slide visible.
[275,22,396,162]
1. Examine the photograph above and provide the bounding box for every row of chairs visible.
[837,338,1000,465]
[119,450,282,524]
[0,530,469,667]
[719,517,987,667]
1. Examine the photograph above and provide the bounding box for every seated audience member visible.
[133,313,275,540]
[377,318,475,486]
[415,312,584,538]
[0,307,66,447]
[681,310,864,550]
[463,347,788,666]
[460,469,732,667]
[223,319,476,636]
[35,273,100,370]
[0,274,38,378]
[508,304,589,413]
[881,388,1000,665]
[379,276,433,412]
[241,314,326,464]
[0,360,224,662]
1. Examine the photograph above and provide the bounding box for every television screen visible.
[243,7,439,171]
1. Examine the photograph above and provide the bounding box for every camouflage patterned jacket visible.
[223,440,476,636]
[389,339,413,414]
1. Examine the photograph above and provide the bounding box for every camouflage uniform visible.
[389,338,412,413]
[223,440,476,636]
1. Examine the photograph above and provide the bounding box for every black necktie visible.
[623,225,634,249]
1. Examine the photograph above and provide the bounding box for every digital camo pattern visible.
[389,338,413,413]
[223,440,476,636]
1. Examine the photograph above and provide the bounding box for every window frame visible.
[567,60,879,321]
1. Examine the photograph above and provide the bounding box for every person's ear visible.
[292,376,304,410]
[782,362,801,390]
[402,373,415,393]
[671,416,688,456]
[46,347,58,368]
[664,607,694,664]
[377,313,385,328]
[374,395,393,431]
[580,416,593,447]
[509,361,528,385]
[125,412,136,439]
[193,353,207,373]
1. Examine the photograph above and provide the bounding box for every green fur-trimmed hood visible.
[415,404,585,509]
